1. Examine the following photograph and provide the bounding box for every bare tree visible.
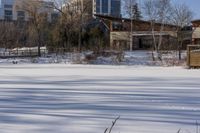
[157,0,172,60]
[144,0,159,61]
[123,0,142,20]
[50,0,92,52]
[170,3,193,60]
[123,0,136,19]
[144,0,172,61]
[123,0,143,51]
[50,0,77,50]
[14,0,52,56]
[0,22,20,49]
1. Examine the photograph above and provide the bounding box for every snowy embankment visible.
[0,64,200,133]
[0,51,187,66]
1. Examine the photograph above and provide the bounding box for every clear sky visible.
[0,0,199,19]
[136,0,200,20]
[173,0,200,20]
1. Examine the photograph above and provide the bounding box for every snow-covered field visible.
[0,64,200,133]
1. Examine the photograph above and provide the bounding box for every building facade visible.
[95,14,182,50]
[0,0,54,21]
[0,0,14,20]
[93,0,121,17]
[192,20,200,44]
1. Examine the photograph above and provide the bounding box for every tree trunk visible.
[178,41,183,60]
[37,30,41,57]
[157,22,165,61]
[38,43,41,57]
[151,22,157,51]
[78,29,82,52]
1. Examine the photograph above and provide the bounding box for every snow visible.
[0,51,187,66]
[0,64,200,133]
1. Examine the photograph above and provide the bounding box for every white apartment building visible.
[0,0,55,21]
[0,0,14,20]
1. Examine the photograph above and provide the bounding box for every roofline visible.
[94,14,178,28]
[94,14,149,23]
[191,19,200,23]
[191,19,200,22]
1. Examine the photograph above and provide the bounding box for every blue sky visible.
[132,0,200,20]
[0,0,199,19]
[174,0,200,19]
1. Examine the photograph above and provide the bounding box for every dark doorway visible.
[139,38,143,49]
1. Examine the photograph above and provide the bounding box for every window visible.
[17,11,25,21]
[51,13,59,22]
[111,0,121,17]
[96,0,100,13]
[5,10,12,15]
[4,4,13,8]
[4,10,13,20]
[102,0,108,14]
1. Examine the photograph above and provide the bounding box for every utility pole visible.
[130,0,133,51]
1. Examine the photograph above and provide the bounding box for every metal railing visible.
[0,49,47,58]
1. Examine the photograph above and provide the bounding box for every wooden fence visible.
[187,45,200,68]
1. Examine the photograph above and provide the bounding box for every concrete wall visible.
[193,27,200,39]
[110,31,178,50]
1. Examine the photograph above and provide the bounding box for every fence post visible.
[187,45,190,68]
[30,49,32,56]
